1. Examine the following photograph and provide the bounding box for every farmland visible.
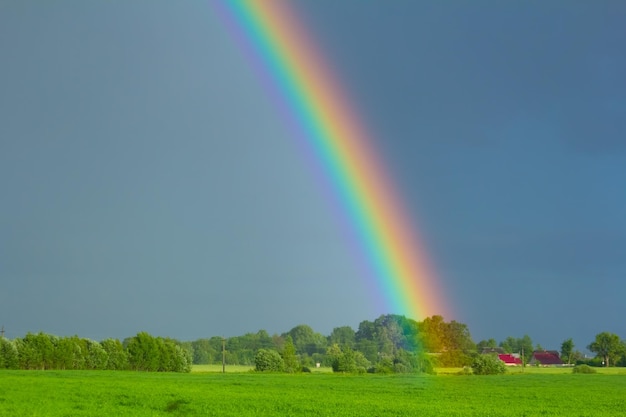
[1,368,625,416]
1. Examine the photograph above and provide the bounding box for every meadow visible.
[1,368,626,416]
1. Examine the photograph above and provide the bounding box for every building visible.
[529,351,564,366]
[498,354,523,366]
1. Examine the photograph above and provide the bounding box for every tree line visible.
[185,314,474,373]
[1,315,624,373]
[0,331,191,372]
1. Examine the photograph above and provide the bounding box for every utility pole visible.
[222,337,226,373]
[0,325,4,338]
[521,346,525,373]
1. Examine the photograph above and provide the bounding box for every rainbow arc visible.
[215,0,448,321]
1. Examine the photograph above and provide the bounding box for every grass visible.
[1,369,626,416]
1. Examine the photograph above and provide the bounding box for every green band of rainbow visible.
[215,0,447,321]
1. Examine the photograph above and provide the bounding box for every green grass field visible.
[1,369,625,416]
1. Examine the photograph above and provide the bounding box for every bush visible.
[471,354,507,375]
[573,364,597,374]
[327,344,370,374]
[254,349,284,372]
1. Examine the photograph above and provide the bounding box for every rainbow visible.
[214,0,448,321]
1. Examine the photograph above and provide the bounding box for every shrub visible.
[254,349,284,372]
[573,364,597,374]
[471,354,507,375]
[327,344,370,374]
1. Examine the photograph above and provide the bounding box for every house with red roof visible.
[498,354,523,366]
[529,351,564,366]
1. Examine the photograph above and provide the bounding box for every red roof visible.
[498,354,522,365]
[531,351,563,365]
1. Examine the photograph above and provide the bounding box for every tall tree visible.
[328,326,356,348]
[444,320,475,352]
[419,315,446,352]
[419,315,474,354]
[560,338,574,365]
[588,332,623,367]
[101,338,128,370]
[126,332,160,371]
[281,336,299,373]
[285,325,326,356]
[476,339,498,352]
[499,335,533,360]
[0,337,19,369]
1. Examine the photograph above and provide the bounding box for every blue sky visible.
[1,1,624,353]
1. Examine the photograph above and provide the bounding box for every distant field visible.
[435,366,626,375]
[191,364,254,373]
[191,364,333,373]
[1,369,625,416]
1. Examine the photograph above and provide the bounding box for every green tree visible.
[285,325,327,356]
[281,336,299,373]
[355,338,378,363]
[444,320,476,352]
[255,330,275,350]
[254,349,284,372]
[126,332,160,371]
[355,315,423,355]
[476,339,498,352]
[54,336,84,370]
[499,336,516,354]
[588,332,623,367]
[157,339,191,372]
[328,326,356,348]
[18,332,55,370]
[326,344,368,373]
[191,339,215,364]
[82,339,108,370]
[499,335,533,364]
[101,338,128,370]
[419,315,446,352]
[418,315,474,354]
[519,335,533,361]
[0,337,19,369]
[560,338,574,365]
[335,346,357,373]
